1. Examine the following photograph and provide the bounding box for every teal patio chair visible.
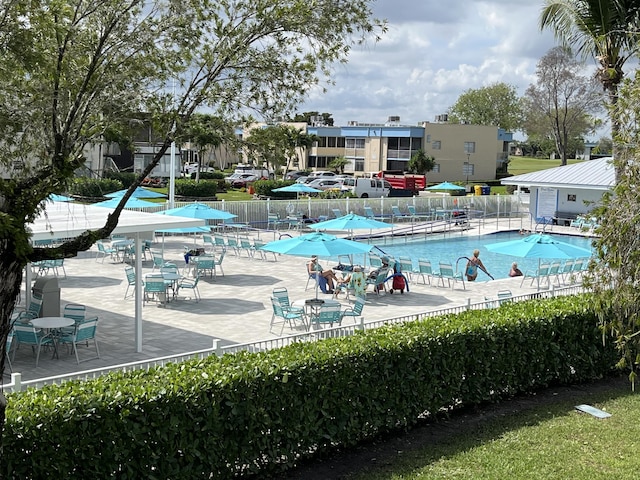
[313,304,343,329]
[412,258,434,285]
[398,257,413,282]
[60,318,100,364]
[239,239,255,258]
[437,262,465,289]
[12,323,54,367]
[340,296,365,324]
[270,297,307,335]
[194,256,216,278]
[521,262,551,288]
[177,275,201,302]
[144,275,169,306]
[213,249,226,276]
[391,205,409,222]
[123,266,142,299]
[96,240,118,263]
[254,240,277,261]
[15,293,43,322]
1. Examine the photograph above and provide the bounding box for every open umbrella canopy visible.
[105,187,167,199]
[273,183,323,194]
[93,197,158,209]
[259,232,374,258]
[311,213,389,231]
[160,203,237,220]
[485,234,592,259]
[426,181,465,191]
[155,226,211,234]
[47,194,73,202]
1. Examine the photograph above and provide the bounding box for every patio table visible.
[30,316,74,359]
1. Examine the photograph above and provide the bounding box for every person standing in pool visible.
[466,249,489,281]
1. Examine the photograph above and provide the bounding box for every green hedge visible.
[174,179,217,197]
[2,295,616,478]
[103,171,137,188]
[68,178,123,197]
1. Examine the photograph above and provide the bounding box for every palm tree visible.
[540,0,640,176]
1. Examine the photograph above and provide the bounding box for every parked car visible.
[231,174,259,188]
[295,176,309,184]
[285,170,308,180]
[307,178,345,191]
[307,170,337,178]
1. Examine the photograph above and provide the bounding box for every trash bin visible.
[474,185,483,196]
[32,276,60,317]
[481,185,491,195]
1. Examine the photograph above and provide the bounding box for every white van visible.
[341,177,391,198]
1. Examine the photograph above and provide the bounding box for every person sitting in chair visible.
[307,256,339,294]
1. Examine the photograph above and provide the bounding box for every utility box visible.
[481,185,491,195]
[32,276,60,317]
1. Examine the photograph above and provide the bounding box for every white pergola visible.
[28,201,205,352]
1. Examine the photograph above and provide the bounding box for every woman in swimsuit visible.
[466,249,487,281]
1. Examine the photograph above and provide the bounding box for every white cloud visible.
[296,0,609,139]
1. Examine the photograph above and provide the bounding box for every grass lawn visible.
[343,377,639,480]
[508,156,582,176]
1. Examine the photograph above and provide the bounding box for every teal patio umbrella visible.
[310,213,389,241]
[105,187,167,199]
[260,232,374,299]
[426,181,465,191]
[484,234,592,260]
[161,203,236,220]
[273,183,322,200]
[48,194,73,202]
[94,197,158,209]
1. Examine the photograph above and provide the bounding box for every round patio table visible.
[30,317,75,359]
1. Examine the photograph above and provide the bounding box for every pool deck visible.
[5,220,590,384]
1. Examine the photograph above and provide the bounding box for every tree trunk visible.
[0,246,27,455]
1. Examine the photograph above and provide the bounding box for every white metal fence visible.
[2,284,584,393]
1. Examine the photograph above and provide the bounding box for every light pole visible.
[464,153,470,186]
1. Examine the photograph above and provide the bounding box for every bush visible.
[175,179,217,197]
[189,171,225,180]
[69,178,123,198]
[253,179,292,198]
[103,171,137,188]
[2,294,616,479]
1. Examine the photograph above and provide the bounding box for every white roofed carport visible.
[28,201,205,352]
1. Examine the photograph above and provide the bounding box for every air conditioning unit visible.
[347,120,358,126]
[387,115,400,123]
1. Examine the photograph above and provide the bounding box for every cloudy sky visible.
[298,0,606,137]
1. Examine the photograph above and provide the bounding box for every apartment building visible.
[305,116,512,182]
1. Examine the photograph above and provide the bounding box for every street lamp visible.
[464,153,470,186]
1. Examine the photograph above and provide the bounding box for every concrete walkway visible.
[5,220,587,383]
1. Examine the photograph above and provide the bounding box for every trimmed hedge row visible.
[2,295,616,478]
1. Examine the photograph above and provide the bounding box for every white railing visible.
[2,284,585,393]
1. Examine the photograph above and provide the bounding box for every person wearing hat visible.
[307,255,339,294]
[367,256,391,293]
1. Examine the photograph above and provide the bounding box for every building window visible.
[464,141,476,154]
[354,159,364,171]
[426,134,431,143]
[346,138,365,149]
[337,137,345,148]
[327,137,337,148]
[568,194,576,202]
[317,137,327,148]
[432,140,441,150]
[432,163,440,173]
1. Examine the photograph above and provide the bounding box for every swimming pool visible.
[372,232,595,280]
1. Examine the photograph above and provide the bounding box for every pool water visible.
[372,232,594,280]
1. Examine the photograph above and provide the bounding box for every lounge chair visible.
[391,205,409,222]
[437,262,464,289]
[412,258,434,285]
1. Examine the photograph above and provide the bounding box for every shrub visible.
[253,179,292,198]
[175,179,217,197]
[2,294,616,479]
[69,178,123,198]
[189,171,225,180]
[103,171,137,188]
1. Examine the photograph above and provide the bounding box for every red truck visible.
[374,170,427,194]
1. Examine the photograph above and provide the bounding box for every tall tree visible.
[522,47,603,165]
[540,0,640,175]
[447,82,523,132]
[0,0,385,440]
[586,70,640,389]
[180,114,235,181]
